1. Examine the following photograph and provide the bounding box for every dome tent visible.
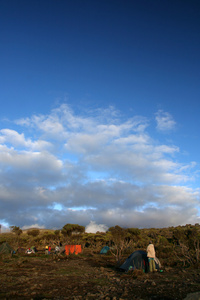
[0,242,14,255]
[120,250,160,273]
[100,246,110,254]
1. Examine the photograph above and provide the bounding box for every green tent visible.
[100,246,110,254]
[0,242,14,254]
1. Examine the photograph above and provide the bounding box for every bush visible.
[27,229,40,237]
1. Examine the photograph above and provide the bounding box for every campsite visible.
[1,224,200,299]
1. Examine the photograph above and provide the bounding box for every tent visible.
[0,242,14,254]
[26,246,37,254]
[30,246,37,253]
[120,250,160,273]
[65,245,82,255]
[100,246,110,254]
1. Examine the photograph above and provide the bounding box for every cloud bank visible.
[0,104,199,229]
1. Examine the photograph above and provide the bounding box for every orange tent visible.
[65,245,82,255]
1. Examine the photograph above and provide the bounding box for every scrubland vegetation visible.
[1,223,200,299]
[1,223,200,268]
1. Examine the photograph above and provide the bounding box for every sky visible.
[0,0,200,232]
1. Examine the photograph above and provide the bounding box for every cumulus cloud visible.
[85,221,108,233]
[0,104,199,229]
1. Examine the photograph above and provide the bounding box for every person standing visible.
[45,245,48,255]
[55,245,60,254]
[146,241,156,272]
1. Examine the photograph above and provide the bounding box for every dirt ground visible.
[0,252,200,300]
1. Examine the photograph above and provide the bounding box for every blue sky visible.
[0,0,200,231]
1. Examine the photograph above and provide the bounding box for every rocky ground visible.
[0,252,200,300]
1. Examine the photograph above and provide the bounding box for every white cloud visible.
[0,219,10,232]
[0,128,54,152]
[22,224,45,230]
[155,110,176,132]
[85,221,108,233]
[0,104,199,229]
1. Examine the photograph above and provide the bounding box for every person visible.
[55,245,60,254]
[48,246,51,255]
[146,241,156,272]
[45,245,48,255]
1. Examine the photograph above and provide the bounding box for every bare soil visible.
[0,252,200,300]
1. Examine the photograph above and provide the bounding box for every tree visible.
[127,228,140,237]
[173,226,200,267]
[10,226,22,236]
[54,230,61,236]
[61,224,85,237]
[108,225,131,263]
[82,232,108,253]
[127,228,140,243]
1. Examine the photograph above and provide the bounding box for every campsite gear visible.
[65,245,82,255]
[100,246,110,254]
[30,246,37,253]
[154,257,162,269]
[26,249,34,254]
[119,250,161,273]
[0,242,14,255]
